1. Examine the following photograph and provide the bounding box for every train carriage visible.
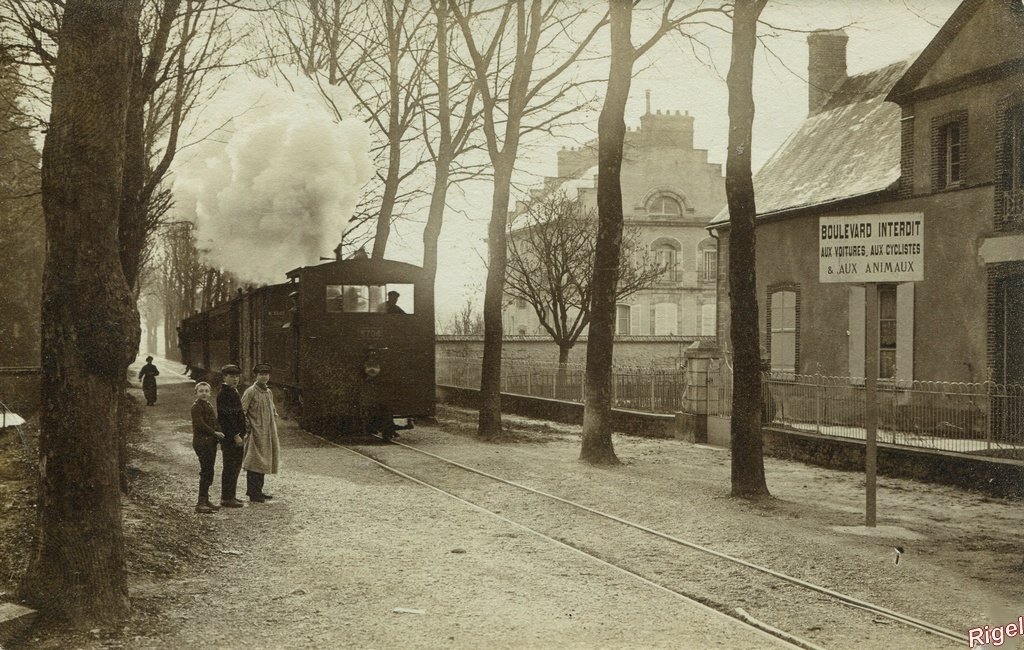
[290,258,435,434]
[180,256,435,438]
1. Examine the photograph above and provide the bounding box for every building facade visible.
[711,0,1024,388]
[505,105,727,345]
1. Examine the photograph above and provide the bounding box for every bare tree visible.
[582,0,727,464]
[450,0,608,439]
[726,0,769,498]
[20,0,141,624]
[0,60,44,366]
[1,0,248,290]
[505,190,663,366]
[148,220,209,360]
[420,0,485,288]
[266,0,435,257]
[445,297,485,335]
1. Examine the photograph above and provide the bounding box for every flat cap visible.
[253,362,272,374]
[220,364,242,375]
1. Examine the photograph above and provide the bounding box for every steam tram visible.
[179,257,435,437]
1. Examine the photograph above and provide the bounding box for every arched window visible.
[650,237,681,281]
[647,195,682,218]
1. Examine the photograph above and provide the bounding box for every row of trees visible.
[5,0,771,627]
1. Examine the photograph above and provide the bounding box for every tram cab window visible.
[326,284,414,314]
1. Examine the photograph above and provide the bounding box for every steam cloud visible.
[172,71,372,284]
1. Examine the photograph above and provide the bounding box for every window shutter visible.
[701,304,716,336]
[896,283,915,386]
[655,303,677,335]
[849,286,865,382]
[682,295,697,334]
[630,303,642,335]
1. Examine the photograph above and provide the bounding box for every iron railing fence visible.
[436,356,687,413]
[761,372,1024,456]
[438,356,1024,458]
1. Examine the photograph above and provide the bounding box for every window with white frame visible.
[768,289,797,373]
[848,284,914,384]
[697,237,717,282]
[932,111,966,191]
[878,285,897,379]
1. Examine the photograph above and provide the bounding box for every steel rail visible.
[382,436,965,646]
[306,430,812,650]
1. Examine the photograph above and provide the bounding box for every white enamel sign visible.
[819,213,924,283]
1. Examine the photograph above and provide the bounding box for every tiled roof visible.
[710,59,913,227]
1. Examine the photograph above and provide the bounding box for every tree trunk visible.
[370,1,404,260]
[726,0,770,499]
[478,159,514,439]
[421,0,452,283]
[554,344,571,399]
[21,0,141,625]
[119,32,147,293]
[581,0,632,465]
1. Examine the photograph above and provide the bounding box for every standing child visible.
[191,381,224,514]
[241,363,280,503]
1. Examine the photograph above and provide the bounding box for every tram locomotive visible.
[179,257,435,438]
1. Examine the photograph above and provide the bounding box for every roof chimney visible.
[807,29,848,116]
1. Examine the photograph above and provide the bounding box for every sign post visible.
[819,213,923,528]
[864,283,878,527]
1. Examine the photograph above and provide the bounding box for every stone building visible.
[505,101,727,348]
[710,0,1024,388]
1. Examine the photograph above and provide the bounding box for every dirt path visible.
[13,355,1023,649]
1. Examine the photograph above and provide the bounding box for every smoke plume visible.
[172,71,372,284]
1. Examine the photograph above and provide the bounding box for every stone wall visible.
[437,335,708,369]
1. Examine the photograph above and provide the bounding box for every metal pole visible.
[865,283,879,528]
[815,365,822,435]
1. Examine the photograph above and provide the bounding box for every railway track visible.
[307,429,965,649]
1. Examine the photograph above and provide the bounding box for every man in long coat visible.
[241,363,280,502]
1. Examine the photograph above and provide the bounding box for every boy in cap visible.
[241,363,280,502]
[217,364,246,508]
[191,381,224,513]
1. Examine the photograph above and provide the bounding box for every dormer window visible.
[931,110,967,191]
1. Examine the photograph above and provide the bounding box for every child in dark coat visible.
[191,382,224,513]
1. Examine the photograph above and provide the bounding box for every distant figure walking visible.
[241,363,280,503]
[191,381,224,514]
[139,356,160,406]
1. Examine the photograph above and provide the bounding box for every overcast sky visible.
[166,0,963,327]
[373,0,962,326]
